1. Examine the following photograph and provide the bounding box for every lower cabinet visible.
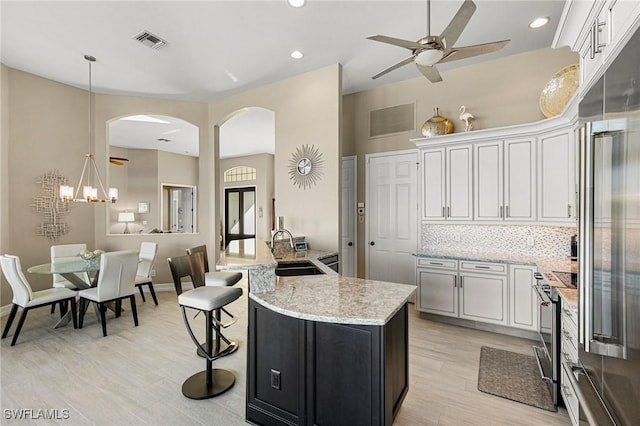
[508,264,538,331]
[247,299,409,426]
[459,272,507,325]
[417,257,538,331]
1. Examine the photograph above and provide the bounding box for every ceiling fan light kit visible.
[368,0,509,83]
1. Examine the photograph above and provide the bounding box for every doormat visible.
[477,346,556,412]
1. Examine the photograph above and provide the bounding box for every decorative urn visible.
[421,107,454,138]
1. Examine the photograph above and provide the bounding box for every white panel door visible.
[508,264,538,331]
[505,138,536,221]
[417,269,458,316]
[367,151,418,285]
[341,156,357,277]
[447,145,473,220]
[474,141,503,221]
[459,273,508,325]
[538,129,575,222]
[421,148,446,220]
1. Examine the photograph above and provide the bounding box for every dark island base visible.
[246,299,409,426]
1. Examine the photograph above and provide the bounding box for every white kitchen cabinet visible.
[417,268,458,317]
[474,138,535,221]
[459,272,508,325]
[537,128,576,224]
[508,264,538,331]
[421,145,472,221]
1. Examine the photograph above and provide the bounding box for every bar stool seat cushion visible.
[204,271,242,287]
[178,286,242,312]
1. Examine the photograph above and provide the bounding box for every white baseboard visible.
[0,282,186,317]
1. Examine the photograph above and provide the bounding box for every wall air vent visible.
[369,103,415,138]
[133,30,168,50]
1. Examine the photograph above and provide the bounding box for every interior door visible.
[366,151,418,284]
[341,156,357,277]
[225,186,256,245]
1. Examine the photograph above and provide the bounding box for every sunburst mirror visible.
[288,144,324,189]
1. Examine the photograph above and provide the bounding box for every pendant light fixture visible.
[60,55,118,203]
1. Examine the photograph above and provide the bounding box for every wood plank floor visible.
[1,276,570,425]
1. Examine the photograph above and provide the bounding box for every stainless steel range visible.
[532,272,562,407]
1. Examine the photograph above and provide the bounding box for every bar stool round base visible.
[196,340,239,359]
[182,369,235,400]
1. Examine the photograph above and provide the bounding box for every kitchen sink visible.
[275,261,325,276]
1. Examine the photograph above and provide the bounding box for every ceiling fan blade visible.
[372,56,416,80]
[416,63,443,83]
[439,0,477,53]
[110,156,129,162]
[367,35,425,51]
[439,39,509,64]
[109,156,129,166]
[110,159,125,166]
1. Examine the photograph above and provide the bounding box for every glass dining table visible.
[28,259,101,328]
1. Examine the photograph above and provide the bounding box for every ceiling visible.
[1,0,567,103]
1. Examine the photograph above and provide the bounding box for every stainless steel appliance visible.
[574,26,640,426]
[533,272,562,407]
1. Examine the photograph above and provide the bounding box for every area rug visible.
[477,346,557,412]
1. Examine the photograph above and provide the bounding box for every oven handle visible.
[532,346,553,384]
[533,285,551,304]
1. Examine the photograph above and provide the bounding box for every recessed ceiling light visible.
[288,0,305,8]
[529,16,550,29]
[290,50,304,59]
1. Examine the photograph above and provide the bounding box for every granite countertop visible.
[219,238,416,325]
[250,275,416,326]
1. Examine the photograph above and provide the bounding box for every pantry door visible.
[366,150,418,285]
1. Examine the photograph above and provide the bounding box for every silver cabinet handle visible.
[594,18,606,54]
[442,206,445,218]
[499,206,503,218]
[447,206,450,218]
[590,24,596,59]
[568,204,572,217]
[474,265,491,270]
[506,205,510,218]
[453,276,457,288]
[460,277,463,288]
[429,262,443,266]
[561,384,573,399]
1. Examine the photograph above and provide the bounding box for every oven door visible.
[535,285,553,358]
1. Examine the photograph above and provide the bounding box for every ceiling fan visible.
[368,0,509,83]
[109,156,129,166]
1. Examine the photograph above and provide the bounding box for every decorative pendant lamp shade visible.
[59,55,117,203]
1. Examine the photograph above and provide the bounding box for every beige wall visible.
[220,153,275,242]
[1,65,10,304]
[345,47,579,277]
[209,65,342,252]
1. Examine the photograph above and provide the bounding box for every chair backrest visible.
[96,250,139,301]
[137,242,158,278]
[167,252,205,296]
[0,255,32,306]
[186,245,209,273]
[51,243,89,289]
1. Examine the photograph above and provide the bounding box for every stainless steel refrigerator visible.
[576,26,640,425]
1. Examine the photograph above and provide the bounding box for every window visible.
[224,166,256,182]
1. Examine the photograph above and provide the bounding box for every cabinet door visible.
[421,148,446,220]
[538,129,576,223]
[417,268,458,317]
[446,145,473,220]
[504,138,536,221]
[459,273,507,325]
[474,141,503,221]
[508,264,538,331]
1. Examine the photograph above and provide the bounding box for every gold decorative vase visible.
[421,108,454,138]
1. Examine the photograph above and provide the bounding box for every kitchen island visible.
[217,239,416,426]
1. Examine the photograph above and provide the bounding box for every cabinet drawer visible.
[561,332,578,364]
[459,261,506,274]
[561,306,578,331]
[416,257,457,270]
[561,362,580,426]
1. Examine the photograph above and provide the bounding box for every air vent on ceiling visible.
[133,30,168,50]
[369,103,415,138]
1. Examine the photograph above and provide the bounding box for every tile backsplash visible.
[421,224,576,257]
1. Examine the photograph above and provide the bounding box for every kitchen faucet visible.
[271,228,294,253]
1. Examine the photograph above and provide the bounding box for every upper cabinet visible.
[554,0,640,95]
[421,145,472,221]
[474,138,536,222]
[537,127,576,224]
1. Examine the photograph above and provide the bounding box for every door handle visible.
[370,241,375,246]
[348,242,353,246]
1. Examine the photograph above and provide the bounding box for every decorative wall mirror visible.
[107,114,199,235]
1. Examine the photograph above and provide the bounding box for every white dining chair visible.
[0,254,78,346]
[135,242,159,305]
[51,243,90,289]
[77,250,139,337]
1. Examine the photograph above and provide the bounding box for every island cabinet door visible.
[247,300,307,426]
[306,304,408,426]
